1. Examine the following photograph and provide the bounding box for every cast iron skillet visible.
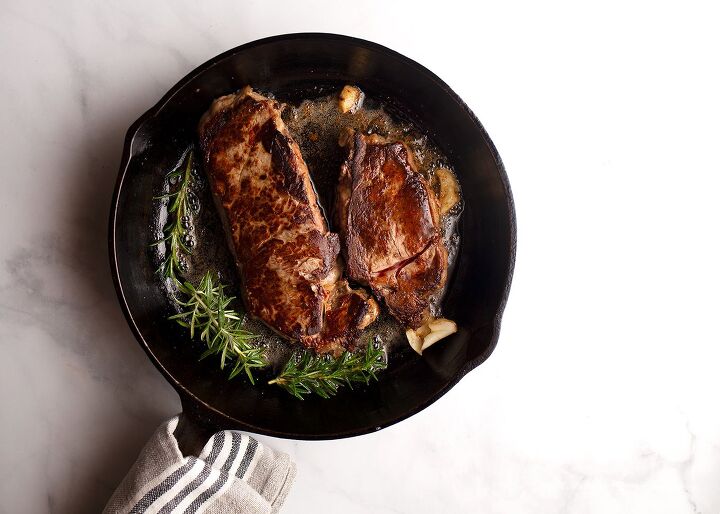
[110,33,516,442]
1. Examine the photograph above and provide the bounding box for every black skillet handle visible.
[173,395,218,457]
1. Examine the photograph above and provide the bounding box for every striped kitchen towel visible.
[103,416,295,514]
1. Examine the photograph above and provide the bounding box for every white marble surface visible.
[1,1,719,512]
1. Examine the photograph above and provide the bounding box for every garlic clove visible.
[338,85,365,114]
[406,318,457,354]
[433,167,461,216]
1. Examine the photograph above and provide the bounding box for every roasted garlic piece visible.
[433,167,461,216]
[338,85,364,114]
[406,318,457,354]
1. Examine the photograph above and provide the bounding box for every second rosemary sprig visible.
[269,340,387,399]
[169,271,268,383]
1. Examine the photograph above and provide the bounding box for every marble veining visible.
[1,1,720,513]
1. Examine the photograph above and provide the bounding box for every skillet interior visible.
[110,33,516,439]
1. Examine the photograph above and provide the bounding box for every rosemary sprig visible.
[153,151,196,281]
[269,340,387,399]
[169,271,268,383]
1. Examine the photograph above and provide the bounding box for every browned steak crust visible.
[199,87,378,353]
[335,132,448,329]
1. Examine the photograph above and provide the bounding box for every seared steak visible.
[335,132,449,332]
[198,87,378,354]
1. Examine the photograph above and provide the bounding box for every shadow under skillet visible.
[54,78,184,514]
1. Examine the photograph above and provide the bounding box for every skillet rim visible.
[109,32,517,439]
